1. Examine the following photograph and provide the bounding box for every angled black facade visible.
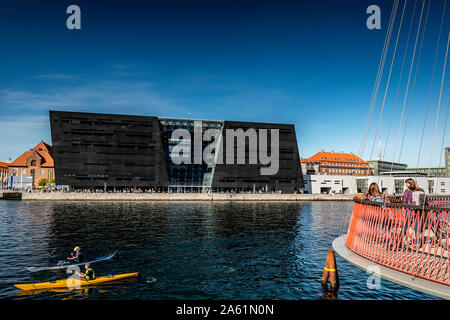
[49,111,168,188]
[211,121,302,192]
[50,111,303,193]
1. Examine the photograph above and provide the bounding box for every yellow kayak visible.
[14,272,139,291]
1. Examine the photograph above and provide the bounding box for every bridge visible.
[334,195,450,299]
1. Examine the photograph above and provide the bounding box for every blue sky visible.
[0,0,448,167]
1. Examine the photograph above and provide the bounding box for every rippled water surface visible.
[0,200,438,300]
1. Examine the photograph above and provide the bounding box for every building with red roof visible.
[301,150,373,176]
[8,141,55,188]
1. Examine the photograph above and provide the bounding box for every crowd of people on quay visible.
[1,187,166,193]
[1,186,292,194]
[1,178,427,203]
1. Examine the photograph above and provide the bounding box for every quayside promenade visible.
[1,192,353,201]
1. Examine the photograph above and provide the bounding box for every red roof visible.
[301,151,368,165]
[9,141,54,168]
[0,162,8,168]
[33,141,53,154]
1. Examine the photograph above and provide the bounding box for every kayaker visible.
[67,246,84,264]
[76,264,96,281]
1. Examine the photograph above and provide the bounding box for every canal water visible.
[0,201,438,300]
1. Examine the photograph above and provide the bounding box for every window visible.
[31,160,36,166]
[22,169,26,175]
[40,169,45,175]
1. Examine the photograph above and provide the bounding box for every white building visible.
[10,176,33,190]
[302,174,450,195]
[0,162,8,189]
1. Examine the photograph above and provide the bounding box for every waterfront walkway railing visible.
[385,194,450,208]
[425,195,450,208]
[346,198,450,286]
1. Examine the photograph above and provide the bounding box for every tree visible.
[38,178,48,187]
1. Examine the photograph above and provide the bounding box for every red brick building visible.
[301,151,373,176]
[0,162,8,188]
[8,141,55,188]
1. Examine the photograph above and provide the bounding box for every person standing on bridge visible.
[403,179,425,206]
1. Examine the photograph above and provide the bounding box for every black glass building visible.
[49,111,303,193]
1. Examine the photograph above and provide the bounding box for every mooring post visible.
[322,249,339,290]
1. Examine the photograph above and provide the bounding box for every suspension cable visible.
[369,0,408,163]
[359,0,399,159]
[416,0,447,167]
[398,0,431,163]
[428,32,450,176]
[383,0,417,162]
[438,97,450,168]
[389,0,426,174]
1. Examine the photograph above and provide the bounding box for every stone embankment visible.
[0,192,22,200]
[19,193,354,201]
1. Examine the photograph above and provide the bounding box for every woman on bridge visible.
[402,179,425,206]
[363,183,385,203]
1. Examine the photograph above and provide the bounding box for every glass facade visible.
[356,178,368,193]
[159,118,223,192]
[394,179,404,194]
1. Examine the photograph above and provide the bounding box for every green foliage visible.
[38,178,48,187]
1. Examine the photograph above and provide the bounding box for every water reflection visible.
[321,284,339,300]
[0,201,439,300]
[15,280,139,300]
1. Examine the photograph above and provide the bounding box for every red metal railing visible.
[346,198,450,286]
[426,195,450,209]
[385,194,450,208]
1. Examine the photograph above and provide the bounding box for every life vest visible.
[85,268,96,281]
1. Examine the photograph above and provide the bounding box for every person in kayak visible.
[76,264,96,281]
[66,246,84,264]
